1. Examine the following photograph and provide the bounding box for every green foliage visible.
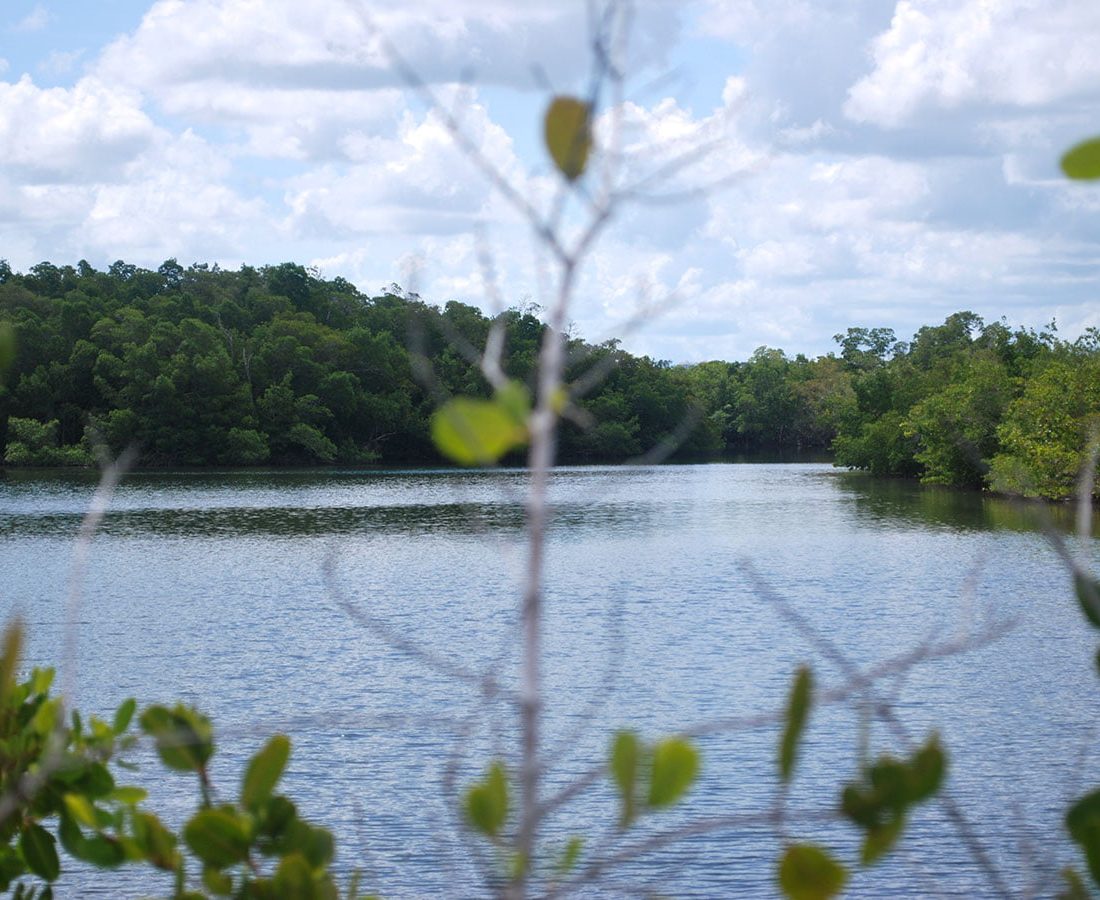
[778,844,847,900]
[0,618,365,898]
[140,704,214,774]
[988,354,1100,500]
[608,731,699,828]
[3,418,91,467]
[840,735,946,865]
[833,311,1100,498]
[0,259,725,468]
[779,666,813,783]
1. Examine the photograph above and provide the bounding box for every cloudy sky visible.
[2,0,1099,362]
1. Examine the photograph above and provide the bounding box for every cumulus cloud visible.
[281,88,526,239]
[846,0,1100,128]
[0,76,156,183]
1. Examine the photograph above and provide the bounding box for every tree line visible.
[0,259,1096,499]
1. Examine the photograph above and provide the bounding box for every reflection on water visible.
[835,470,1100,535]
[2,462,1100,898]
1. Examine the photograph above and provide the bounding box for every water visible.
[1,463,1099,898]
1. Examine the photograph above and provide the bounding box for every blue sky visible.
[2,0,1099,362]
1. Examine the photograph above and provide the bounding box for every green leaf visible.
[64,794,98,828]
[431,397,526,465]
[779,666,813,783]
[20,823,60,882]
[140,704,214,772]
[647,737,700,808]
[1060,866,1092,900]
[544,96,592,181]
[242,734,291,810]
[285,822,334,869]
[1069,790,1100,887]
[610,731,640,827]
[130,812,179,871]
[778,844,847,900]
[464,761,509,837]
[274,853,315,898]
[184,809,251,869]
[72,834,125,868]
[495,380,531,425]
[1076,573,1100,629]
[0,619,23,707]
[556,836,583,874]
[79,761,115,798]
[113,698,137,735]
[1062,138,1100,180]
[109,786,148,806]
[905,734,946,803]
[861,817,905,867]
[202,865,234,896]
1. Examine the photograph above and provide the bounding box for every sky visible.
[1,0,1099,363]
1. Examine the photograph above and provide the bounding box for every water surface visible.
[2,463,1098,897]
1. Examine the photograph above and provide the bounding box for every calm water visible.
[2,463,1099,898]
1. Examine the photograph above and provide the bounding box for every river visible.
[2,462,1099,897]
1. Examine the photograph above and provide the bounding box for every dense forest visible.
[0,259,1097,499]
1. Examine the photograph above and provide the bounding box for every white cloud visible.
[12,5,50,33]
[0,76,156,183]
[281,90,525,239]
[846,0,1100,128]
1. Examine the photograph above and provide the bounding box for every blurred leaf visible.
[109,786,147,806]
[20,823,60,882]
[1069,790,1100,886]
[0,619,24,706]
[274,853,314,898]
[288,822,333,869]
[779,666,813,783]
[556,836,584,874]
[80,761,115,798]
[64,794,98,828]
[72,834,125,868]
[1062,138,1100,180]
[778,844,847,900]
[861,817,905,867]
[131,812,179,871]
[112,698,136,735]
[905,734,946,803]
[431,397,526,465]
[184,809,250,869]
[140,704,214,773]
[648,737,700,808]
[1060,867,1092,900]
[495,380,532,425]
[610,731,640,827]
[544,96,592,181]
[202,865,233,896]
[243,734,291,810]
[1076,573,1100,629]
[464,761,509,838]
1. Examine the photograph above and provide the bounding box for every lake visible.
[2,462,1099,898]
